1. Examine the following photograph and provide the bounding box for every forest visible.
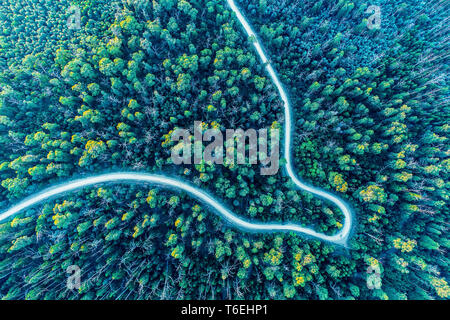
[0,0,448,300]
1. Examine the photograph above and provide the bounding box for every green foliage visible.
[0,0,447,301]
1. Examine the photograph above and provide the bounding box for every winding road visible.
[0,0,354,246]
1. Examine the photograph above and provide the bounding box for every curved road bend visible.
[0,0,354,246]
[226,0,353,244]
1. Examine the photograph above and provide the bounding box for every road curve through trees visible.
[0,0,354,246]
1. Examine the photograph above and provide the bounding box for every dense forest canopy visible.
[0,0,448,300]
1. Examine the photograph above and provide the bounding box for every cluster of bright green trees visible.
[0,0,448,299]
